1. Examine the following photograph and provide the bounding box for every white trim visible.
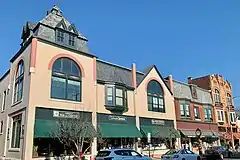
[49,98,83,104]
[8,148,20,152]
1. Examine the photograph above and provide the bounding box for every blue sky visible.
[1,0,240,107]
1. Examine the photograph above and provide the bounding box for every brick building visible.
[188,74,239,146]
[166,76,219,152]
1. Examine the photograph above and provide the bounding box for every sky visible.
[0,0,240,107]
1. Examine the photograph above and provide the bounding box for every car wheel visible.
[228,152,233,158]
[182,158,186,160]
[197,156,201,160]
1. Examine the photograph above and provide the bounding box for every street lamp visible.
[195,128,202,156]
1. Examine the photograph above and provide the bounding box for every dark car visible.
[204,146,232,159]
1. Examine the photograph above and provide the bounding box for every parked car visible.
[95,148,151,160]
[204,146,232,159]
[161,149,201,160]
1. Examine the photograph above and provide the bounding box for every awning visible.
[180,129,218,138]
[34,119,96,138]
[141,125,180,138]
[98,123,142,138]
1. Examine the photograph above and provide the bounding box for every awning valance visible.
[140,125,180,138]
[98,123,142,138]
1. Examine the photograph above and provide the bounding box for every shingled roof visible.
[173,80,213,105]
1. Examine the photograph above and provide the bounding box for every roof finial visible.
[47,4,62,16]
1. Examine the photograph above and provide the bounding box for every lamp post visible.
[195,128,202,156]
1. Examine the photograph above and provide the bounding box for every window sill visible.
[148,110,166,113]
[195,119,201,121]
[11,100,22,107]
[8,148,20,152]
[50,98,83,104]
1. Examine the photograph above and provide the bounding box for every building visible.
[165,77,219,153]
[0,6,178,160]
[188,74,239,146]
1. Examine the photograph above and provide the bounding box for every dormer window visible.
[56,29,64,43]
[69,34,75,46]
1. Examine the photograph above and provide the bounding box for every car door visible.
[185,150,197,160]
[180,150,190,160]
[116,150,134,160]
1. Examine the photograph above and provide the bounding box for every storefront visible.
[139,117,179,149]
[33,107,95,158]
[97,113,142,150]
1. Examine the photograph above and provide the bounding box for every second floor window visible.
[194,107,200,119]
[1,91,6,111]
[105,86,127,107]
[147,80,165,113]
[227,93,232,106]
[14,60,24,103]
[56,29,64,43]
[230,112,236,122]
[204,107,212,121]
[179,102,190,118]
[69,34,75,46]
[51,58,81,102]
[214,89,221,104]
[217,110,224,121]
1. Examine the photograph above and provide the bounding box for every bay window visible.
[105,85,127,108]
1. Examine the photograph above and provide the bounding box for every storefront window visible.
[11,114,22,148]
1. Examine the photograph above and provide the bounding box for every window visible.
[214,89,221,104]
[217,110,224,121]
[51,58,81,101]
[204,107,212,121]
[105,86,127,107]
[56,29,64,43]
[227,93,232,106]
[179,102,190,118]
[0,121,3,134]
[230,112,236,122]
[14,61,24,103]
[11,114,22,148]
[194,107,200,119]
[147,80,165,113]
[68,34,75,46]
[1,91,6,111]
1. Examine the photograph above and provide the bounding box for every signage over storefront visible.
[53,110,79,119]
[108,115,127,121]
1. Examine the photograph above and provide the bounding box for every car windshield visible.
[165,149,179,155]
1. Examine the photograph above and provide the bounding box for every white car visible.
[161,149,201,160]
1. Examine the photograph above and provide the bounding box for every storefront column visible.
[189,140,192,150]
[176,138,181,149]
[91,138,97,156]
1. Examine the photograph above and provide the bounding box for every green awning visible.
[34,119,96,138]
[98,123,142,138]
[141,125,180,138]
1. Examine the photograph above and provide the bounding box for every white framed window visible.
[230,112,236,122]
[204,106,212,121]
[1,90,6,112]
[179,102,190,118]
[227,93,232,106]
[11,114,22,148]
[194,106,200,120]
[0,121,3,134]
[214,89,221,104]
[217,110,224,122]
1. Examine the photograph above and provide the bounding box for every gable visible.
[56,19,67,30]
[68,24,78,34]
[137,66,173,95]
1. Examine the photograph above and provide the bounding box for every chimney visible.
[168,75,174,94]
[132,63,137,88]
[188,77,192,84]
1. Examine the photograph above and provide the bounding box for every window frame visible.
[217,110,224,122]
[227,93,232,106]
[194,106,200,120]
[56,29,65,43]
[179,102,191,118]
[214,89,221,104]
[230,112,236,122]
[0,121,3,134]
[13,61,24,103]
[204,106,213,121]
[1,90,6,112]
[68,33,75,46]
[11,114,22,149]
[147,80,165,113]
[105,85,128,108]
[51,58,82,102]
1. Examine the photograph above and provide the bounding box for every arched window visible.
[51,58,81,101]
[147,80,165,112]
[214,89,221,104]
[14,60,24,103]
[227,93,232,105]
